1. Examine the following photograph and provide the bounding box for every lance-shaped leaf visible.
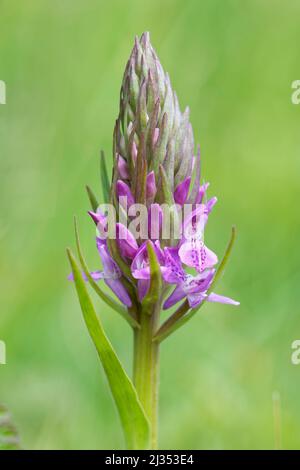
[154,226,237,342]
[100,150,110,203]
[86,185,99,212]
[67,248,150,450]
[0,405,20,450]
[141,241,162,315]
[74,217,139,328]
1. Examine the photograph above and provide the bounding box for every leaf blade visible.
[100,150,110,203]
[86,185,99,212]
[67,248,150,450]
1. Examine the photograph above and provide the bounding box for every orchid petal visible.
[132,267,150,280]
[117,155,130,179]
[196,182,210,204]
[174,177,191,206]
[88,210,107,227]
[186,292,206,308]
[183,204,207,241]
[163,285,186,309]
[68,270,104,282]
[206,292,240,305]
[105,278,132,307]
[162,247,185,284]
[116,223,139,259]
[131,242,148,275]
[183,270,215,294]
[97,244,121,279]
[206,196,217,213]
[146,171,157,199]
[116,180,135,208]
[179,241,218,272]
[137,279,150,301]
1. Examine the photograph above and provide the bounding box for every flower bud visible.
[113,32,195,205]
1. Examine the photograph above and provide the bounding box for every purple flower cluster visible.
[86,173,238,309]
[69,32,239,315]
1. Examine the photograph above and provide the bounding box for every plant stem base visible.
[133,310,160,449]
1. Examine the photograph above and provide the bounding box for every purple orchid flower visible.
[116,223,139,259]
[117,154,130,180]
[69,235,132,307]
[174,177,191,206]
[116,180,135,209]
[178,202,218,271]
[69,210,134,307]
[131,240,165,301]
[163,248,239,309]
[96,241,132,307]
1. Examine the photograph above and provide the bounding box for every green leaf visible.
[86,185,99,212]
[100,150,110,203]
[74,216,139,328]
[67,248,150,450]
[0,405,20,450]
[142,241,162,315]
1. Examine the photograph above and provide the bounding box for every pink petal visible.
[116,223,138,259]
[98,244,120,278]
[68,270,104,282]
[131,242,148,276]
[117,155,130,179]
[105,278,132,307]
[187,292,205,308]
[132,267,150,280]
[146,171,157,199]
[195,182,210,204]
[116,180,135,208]
[88,210,107,227]
[179,241,218,272]
[207,293,240,305]
[138,279,150,301]
[163,285,186,309]
[183,270,215,294]
[206,197,217,213]
[174,177,191,206]
[162,247,185,284]
[183,204,207,240]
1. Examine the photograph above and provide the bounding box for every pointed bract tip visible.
[140,31,150,45]
[66,247,73,262]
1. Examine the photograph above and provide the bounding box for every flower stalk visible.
[133,307,160,449]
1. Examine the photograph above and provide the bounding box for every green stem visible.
[133,308,160,449]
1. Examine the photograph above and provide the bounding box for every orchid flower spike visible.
[68,32,239,451]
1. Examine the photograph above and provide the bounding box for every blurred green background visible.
[0,0,300,450]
